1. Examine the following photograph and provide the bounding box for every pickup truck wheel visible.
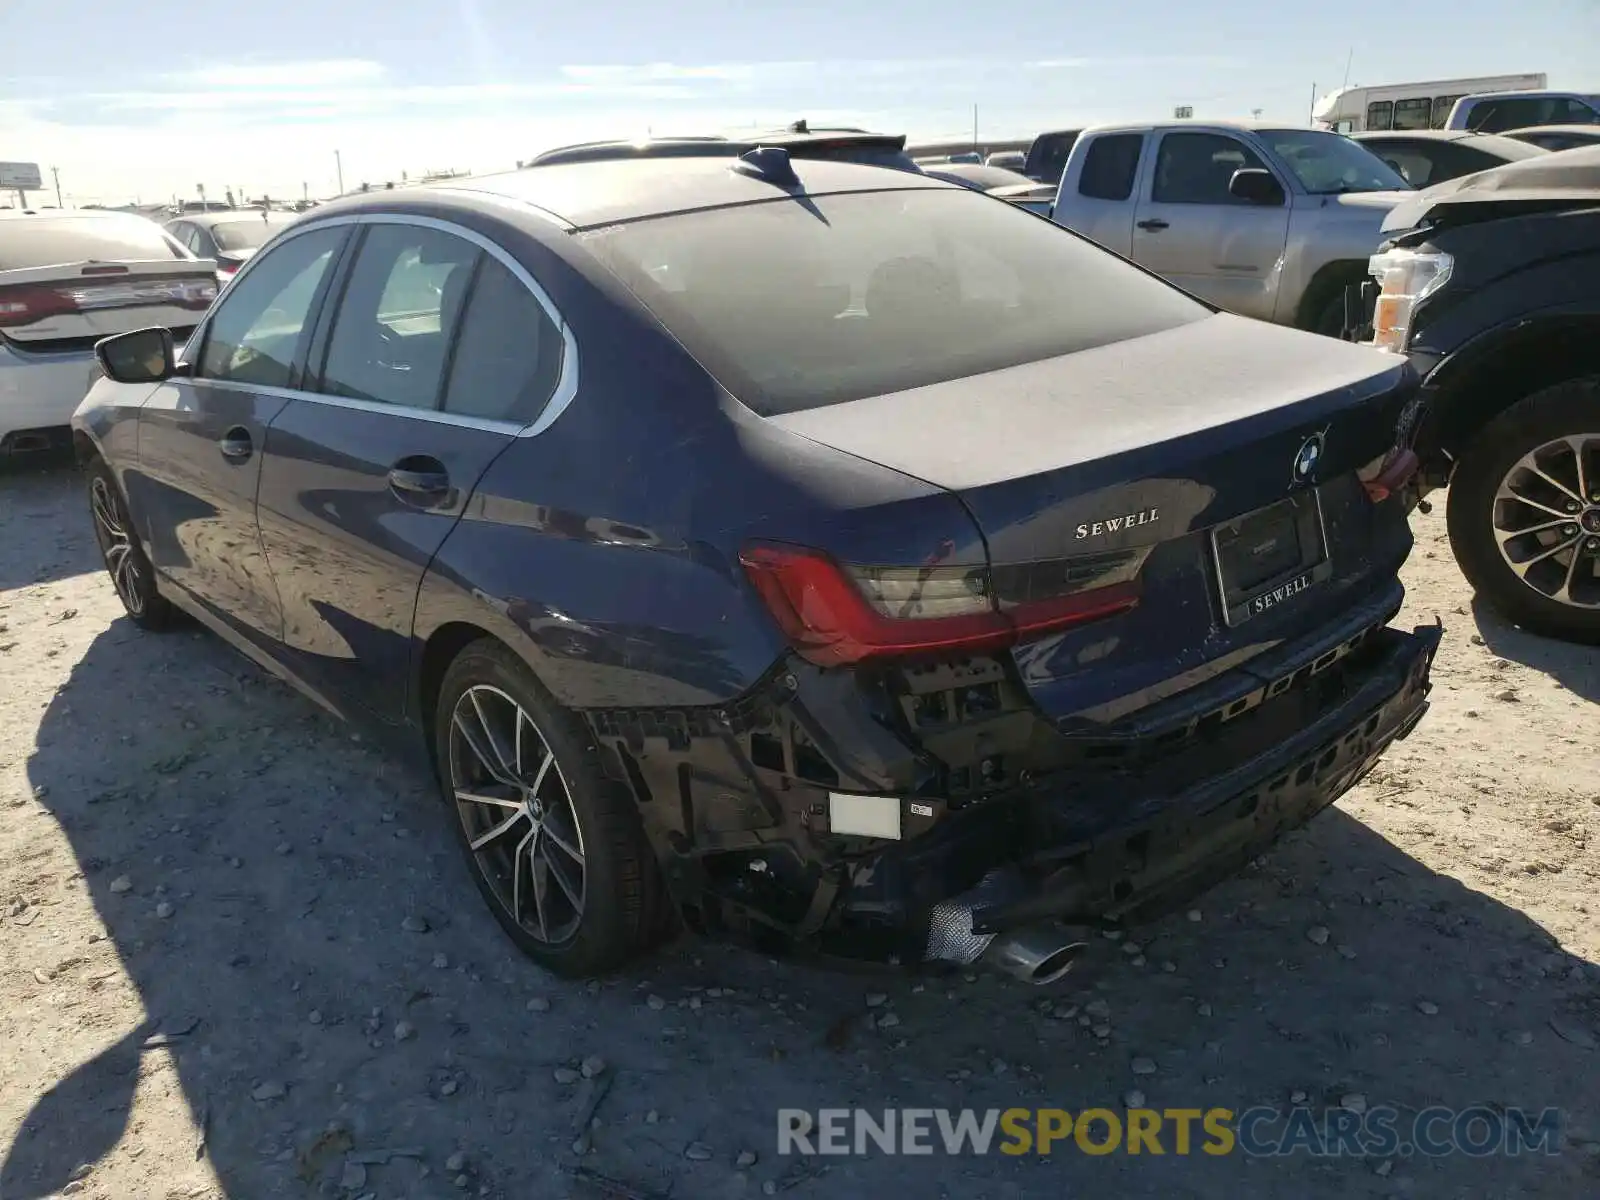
[1313,293,1351,339]
[1446,377,1600,644]
[433,638,664,977]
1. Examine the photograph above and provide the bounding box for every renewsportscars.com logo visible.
[777,1105,1563,1158]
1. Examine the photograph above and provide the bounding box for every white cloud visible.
[166,59,388,89]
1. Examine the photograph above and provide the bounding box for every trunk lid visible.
[0,259,217,351]
[767,313,1417,721]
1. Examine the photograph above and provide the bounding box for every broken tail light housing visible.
[739,542,1140,667]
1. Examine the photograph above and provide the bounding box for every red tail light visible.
[739,543,1139,667]
[0,285,80,328]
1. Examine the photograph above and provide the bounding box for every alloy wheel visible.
[1492,433,1600,611]
[90,475,145,617]
[447,684,587,944]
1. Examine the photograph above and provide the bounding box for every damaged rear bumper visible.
[586,616,1441,971]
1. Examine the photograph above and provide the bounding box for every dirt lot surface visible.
[1,457,1597,1200]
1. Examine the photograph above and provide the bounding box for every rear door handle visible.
[1136,218,1170,231]
[388,456,452,506]
[218,428,252,461]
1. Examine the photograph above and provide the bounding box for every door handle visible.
[218,428,252,461]
[388,458,451,505]
[1136,218,1170,231]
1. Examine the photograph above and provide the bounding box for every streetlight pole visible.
[51,166,62,208]
[334,150,344,195]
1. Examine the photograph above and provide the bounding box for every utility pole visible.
[334,149,344,195]
[1308,82,1318,124]
[972,103,979,152]
[51,166,62,208]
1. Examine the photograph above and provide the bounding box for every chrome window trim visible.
[188,211,579,439]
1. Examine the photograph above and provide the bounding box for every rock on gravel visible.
[401,915,430,933]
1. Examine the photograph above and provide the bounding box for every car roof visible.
[173,209,297,228]
[1510,124,1600,137]
[314,154,956,231]
[1075,118,1311,137]
[528,124,907,168]
[1355,129,1485,141]
[0,208,153,223]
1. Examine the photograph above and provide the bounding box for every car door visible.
[1130,130,1292,321]
[132,223,350,655]
[254,216,566,723]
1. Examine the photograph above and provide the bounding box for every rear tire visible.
[1446,377,1600,645]
[433,638,663,977]
[86,458,174,631]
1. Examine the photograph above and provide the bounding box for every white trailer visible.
[1313,74,1547,133]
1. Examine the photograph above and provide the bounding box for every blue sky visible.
[3,0,1595,203]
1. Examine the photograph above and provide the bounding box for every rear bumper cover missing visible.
[828,621,1440,961]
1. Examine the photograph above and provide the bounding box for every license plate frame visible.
[1211,489,1332,627]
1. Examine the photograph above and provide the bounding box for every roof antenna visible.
[731,146,800,188]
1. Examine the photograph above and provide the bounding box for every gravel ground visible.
[1,456,1597,1200]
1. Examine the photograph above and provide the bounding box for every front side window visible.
[1258,129,1410,194]
[579,187,1207,416]
[443,256,563,423]
[1560,97,1600,124]
[1151,133,1270,205]
[1372,145,1436,187]
[318,224,479,410]
[197,226,343,387]
[1367,101,1394,130]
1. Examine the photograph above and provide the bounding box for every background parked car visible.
[1445,90,1600,132]
[1050,120,1413,336]
[527,121,921,173]
[1353,129,1548,188]
[1506,124,1600,152]
[0,210,214,455]
[920,162,1038,191]
[1370,146,1600,643]
[984,150,1027,171]
[165,209,300,284]
[1021,128,1083,185]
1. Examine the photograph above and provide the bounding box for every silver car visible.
[0,211,217,454]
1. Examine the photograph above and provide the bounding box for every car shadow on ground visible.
[0,454,97,593]
[2,497,1596,1199]
[1471,596,1600,704]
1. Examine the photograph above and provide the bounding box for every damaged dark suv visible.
[76,150,1439,984]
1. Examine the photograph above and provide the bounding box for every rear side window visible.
[443,256,563,423]
[319,224,479,411]
[1078,135,1143,201]
[0,216,187,269]
[1367,101,1393,130]
[579,187,1206,416]
[198,227,343,388]
[1433,96,1463,128]
[1151,133,1269,204]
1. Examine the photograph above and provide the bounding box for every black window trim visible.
[177,213,580,439]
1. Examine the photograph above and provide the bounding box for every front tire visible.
[86,459,174,631]
[1447,377,1600,644]
[433,639,661,976]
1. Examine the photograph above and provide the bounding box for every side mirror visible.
[1229,167,1285,206]
[94,327,176,385]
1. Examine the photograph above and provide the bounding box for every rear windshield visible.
[0,215,187,270]
[211,217,292,251]
[579,187,1208,416]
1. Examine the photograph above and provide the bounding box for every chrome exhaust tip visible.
[979,926,1089,986]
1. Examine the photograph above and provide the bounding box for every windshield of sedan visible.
[578,187,1208,415]
[1259,128,1411,194]
[211,217,292,251]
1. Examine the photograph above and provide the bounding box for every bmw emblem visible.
[1292,434,1324,485]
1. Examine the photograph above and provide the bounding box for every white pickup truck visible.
[1048,121,1415,335]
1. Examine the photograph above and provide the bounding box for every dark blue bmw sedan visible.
[75,149,1440,983]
